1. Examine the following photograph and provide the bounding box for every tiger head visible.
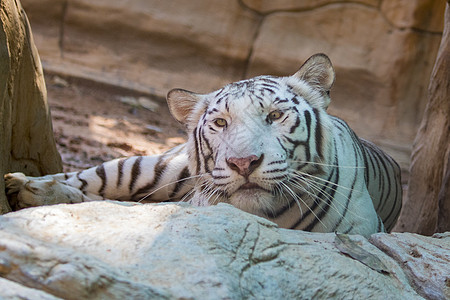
[167,54,336,216]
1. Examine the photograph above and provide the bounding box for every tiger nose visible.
[226,154,264,177]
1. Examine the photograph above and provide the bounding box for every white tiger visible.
[4,54,402,237]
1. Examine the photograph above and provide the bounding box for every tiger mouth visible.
[240,182,261,189]
[238,182,270,193]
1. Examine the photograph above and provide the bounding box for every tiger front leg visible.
[4,172,90,210]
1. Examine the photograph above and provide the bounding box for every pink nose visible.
[226,155,263,177]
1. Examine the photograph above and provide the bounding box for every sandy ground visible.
[46,74,186,173]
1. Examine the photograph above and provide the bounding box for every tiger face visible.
[167,54,335,216]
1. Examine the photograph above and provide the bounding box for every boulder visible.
[370,232,450,299]
[1,201,448,299]
[0,0,62,213]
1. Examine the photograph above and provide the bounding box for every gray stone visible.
[0,201,426,299]
[370,232,450,300]
[0,278,61,300]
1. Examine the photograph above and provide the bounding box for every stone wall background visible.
[19,0,445,177]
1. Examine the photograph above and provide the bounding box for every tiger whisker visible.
[289,159,366,169]
[279,181,303,216]
[287,172,368,223]
[279,181,328,230]
[292,170,364,195]
[288,176,348,225]
[138,174,204,203]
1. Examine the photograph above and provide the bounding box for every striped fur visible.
[4,54,402,236]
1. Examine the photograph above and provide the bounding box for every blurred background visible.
[20,0,445,184]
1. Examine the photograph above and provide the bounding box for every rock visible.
[21,0,260,95]
[0,278,60,300]
[0,201,444,299]
[381,0,446,32]
[138,96,160,112]
[370,233,450,300]
[242,0,380,14]
[118,96,161,112]
[0,0,62,213]
[19,0,445,177]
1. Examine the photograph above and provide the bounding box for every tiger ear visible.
[293,53,335,92]
[166,88,202,124]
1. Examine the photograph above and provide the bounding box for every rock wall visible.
[20,0,445,175]
[0,202,448,299]
[0,0,62,213]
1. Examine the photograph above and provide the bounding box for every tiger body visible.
[5,54,402,237]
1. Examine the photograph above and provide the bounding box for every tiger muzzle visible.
[226,154,264,178]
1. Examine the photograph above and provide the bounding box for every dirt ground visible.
[46,74,186,173]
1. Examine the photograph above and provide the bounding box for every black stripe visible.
[129,156,143,193]
[377,215,383,232]
[193,127,201,174]
[289,115,300,134]
[200,128,214,173]
[383,183,401,231]
[370,150,385,209]
[168,166,191,199]
[333,143,359,231]
[267,197,297,218]
[213,175,230,180]
[216,93,228,105]
[95,164,107,197]
[262,87,275,94]
[313,108,324,160]
[304,110,312,161]
[117,158,126,187]
[132,157,167,200]
[274,97,289,104]
[360,144,370,184]
[263,167,287,174]
[77,171,87,191]
[291,142,339,230]
[260,77,278,85]
[284,135,308,160]
[304,150,340,231]
[343,225,354,234]
[207,108,219,114]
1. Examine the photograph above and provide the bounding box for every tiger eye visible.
[268,110,283,121]
[214,118,227,127]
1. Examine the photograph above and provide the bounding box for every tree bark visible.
[0,0,62,214]
[394,2,450,235]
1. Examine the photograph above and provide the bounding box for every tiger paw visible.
[4,172,84,210]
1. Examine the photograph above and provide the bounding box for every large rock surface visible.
[20,0,445,173]
[0,201,449,299]
[0,0,62,213]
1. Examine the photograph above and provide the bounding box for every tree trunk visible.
[0,0,62,214]
[394,2,450,235]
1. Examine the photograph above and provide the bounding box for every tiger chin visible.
[4,53,402,238]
